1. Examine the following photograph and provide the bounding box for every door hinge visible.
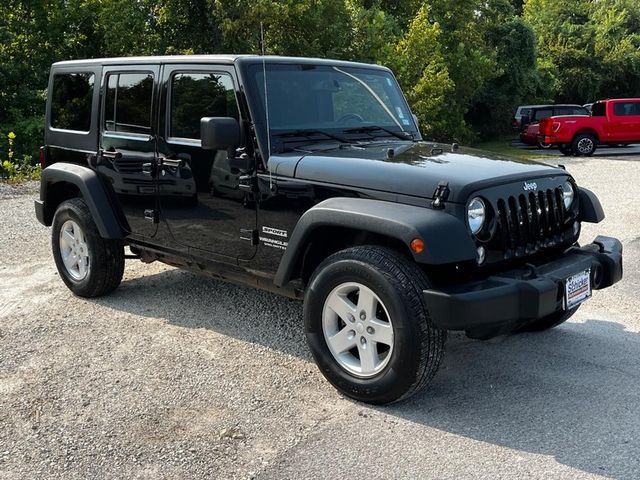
[238,174,258,193]
[240,228,259,246]
[144,209,159,223]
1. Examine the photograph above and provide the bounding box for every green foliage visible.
[0,132,41,181]
[386,5,453,141]
[1,0,640,168]
[524,0,640,103]
[469,16,551,136]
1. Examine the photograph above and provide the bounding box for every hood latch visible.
[431,181,450,209]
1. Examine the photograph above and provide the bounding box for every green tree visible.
[469,15,550,136]
[386,5,453,141]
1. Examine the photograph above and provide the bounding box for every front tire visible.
[559,144,573,156]
[304,246,446,405]
[572,134,597,156]
[52,198,125,298]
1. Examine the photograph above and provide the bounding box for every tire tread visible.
[52,198,124,298]
[309,245,446,404]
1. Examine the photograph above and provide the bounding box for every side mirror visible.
[201,117,240,150]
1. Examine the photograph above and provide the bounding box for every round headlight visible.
[467,197,486,235]
[561,181,574,209]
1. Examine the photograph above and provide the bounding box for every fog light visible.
[476,246,486,265]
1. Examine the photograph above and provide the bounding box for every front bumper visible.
[424,236,623,338]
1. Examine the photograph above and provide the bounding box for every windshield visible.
[243,63,418,156]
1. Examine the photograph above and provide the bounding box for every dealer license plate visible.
[564,269,592,309]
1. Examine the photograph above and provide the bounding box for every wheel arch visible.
[578,187,605,223]
[574,129,600,142]
[37,162,127,239]
[273,198,477,287]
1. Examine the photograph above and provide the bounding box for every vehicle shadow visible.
[99,268,640,479]
[389,320,640,479]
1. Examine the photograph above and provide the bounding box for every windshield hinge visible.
[431,181,450,209]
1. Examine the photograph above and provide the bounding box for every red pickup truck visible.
[539,98,640,156]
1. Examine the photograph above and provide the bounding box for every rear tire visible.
[519,306,579,332]
[537,140,553,149]
[304,246,446,405]
[572,134,597,156]
[52,198,125,298]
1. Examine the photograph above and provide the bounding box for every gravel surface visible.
[1,156,639,479]
[0,180,39,199]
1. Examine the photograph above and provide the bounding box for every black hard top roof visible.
[52,55,390,71]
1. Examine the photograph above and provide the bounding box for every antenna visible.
[260,22,273,189]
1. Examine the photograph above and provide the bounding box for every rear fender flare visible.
[38,163,126,239]
[273,198,477,287]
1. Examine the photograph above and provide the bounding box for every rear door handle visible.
[96,149,122,165]
[142,162,155,176]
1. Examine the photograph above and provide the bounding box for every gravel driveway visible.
[1,156,639,479]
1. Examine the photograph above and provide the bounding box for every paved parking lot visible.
[514,140,640,160]
[1,153,639,479]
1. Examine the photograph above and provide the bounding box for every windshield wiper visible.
[343,125,414,141]
[272,129,351,144]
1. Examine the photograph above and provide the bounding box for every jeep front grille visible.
[494,187,571,257]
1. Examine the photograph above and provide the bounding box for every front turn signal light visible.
[410,238,425,254]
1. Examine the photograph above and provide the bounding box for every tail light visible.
[539,119,551,135]
[539,119,562,136]
[39,146,46,168]
[512,118,518,127]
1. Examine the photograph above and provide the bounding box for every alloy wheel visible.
[322,282,394,378]
[58,220,90,281]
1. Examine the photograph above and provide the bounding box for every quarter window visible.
[170,73,239,139]
[51,73,94,132]
[104,73,154,135]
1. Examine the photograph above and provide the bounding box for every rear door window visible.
[613,102,640,116]
[50,72,95,132]
[104,73,154,135]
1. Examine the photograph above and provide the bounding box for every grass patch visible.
[472,136,548,161]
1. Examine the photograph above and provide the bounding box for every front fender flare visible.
[38,163,125,239]
[578,187,605,223]
[274,198,476,287]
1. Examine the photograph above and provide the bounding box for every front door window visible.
[169,73,239,140]
[157,68,256,260]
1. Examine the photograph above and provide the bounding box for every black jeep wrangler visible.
[36,55,623,404]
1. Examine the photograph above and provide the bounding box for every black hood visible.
[271,142,568,203]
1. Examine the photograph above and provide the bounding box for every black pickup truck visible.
[35,55,622,404]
